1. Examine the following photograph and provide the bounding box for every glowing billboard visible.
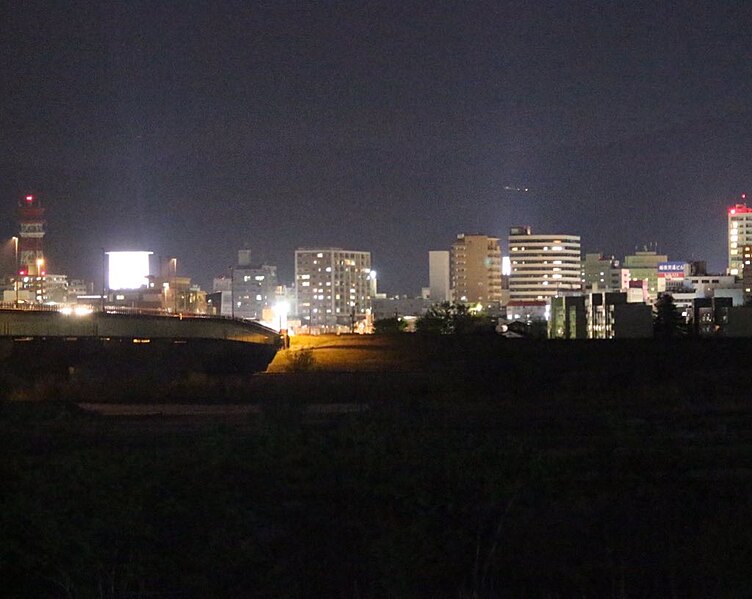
[107,251,152,290]
[657,261,688,279]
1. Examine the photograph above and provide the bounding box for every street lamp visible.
[273,300,290,331]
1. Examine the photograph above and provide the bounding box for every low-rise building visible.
[371,296,432,321]
[550,291,652,339]
[582,253,621,291]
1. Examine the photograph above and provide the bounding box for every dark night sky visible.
[1,1,751,294]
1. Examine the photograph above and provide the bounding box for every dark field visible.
[2,335,752,597]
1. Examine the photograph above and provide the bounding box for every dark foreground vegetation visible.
[2,336,752,597]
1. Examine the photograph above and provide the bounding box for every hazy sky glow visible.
[1,1,750,293]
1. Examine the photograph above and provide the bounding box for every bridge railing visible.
[0,302,273,327]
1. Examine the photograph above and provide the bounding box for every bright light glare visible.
[107,251,152,290]
[60,305,94,316]
[502,256,511,276]
[273,301,290,331]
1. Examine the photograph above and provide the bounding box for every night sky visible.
[1,1,751,294]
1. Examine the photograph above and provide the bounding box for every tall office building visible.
[428,250,451,302]
[450,234,502,306]
[728,201,752,276]
[508,226,581,301]
[295,248,372,327]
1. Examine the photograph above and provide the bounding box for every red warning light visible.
[18,270,26,276]
[730,209,736,214]
[40,270,46,276]
[25,195,33,202]
[743,193,747,200]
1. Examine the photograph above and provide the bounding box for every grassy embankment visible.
[2,334,752,596]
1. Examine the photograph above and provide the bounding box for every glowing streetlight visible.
[273,300,290,332]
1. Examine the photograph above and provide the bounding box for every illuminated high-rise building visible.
[728,197,752,276]
[508,226,581,301]
[450,234,502,306]
[295,248,372,328]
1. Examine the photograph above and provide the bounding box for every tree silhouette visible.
[653,293,687,338]
[416,302,491,334]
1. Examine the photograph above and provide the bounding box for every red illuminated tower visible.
[16,194,46,302]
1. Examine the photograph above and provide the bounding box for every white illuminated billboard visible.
[107,251,152,290]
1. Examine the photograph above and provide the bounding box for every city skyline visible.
[1,2,750,292]
[1,191,750,296]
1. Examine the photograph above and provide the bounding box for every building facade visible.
[582,252,621,291]
[508,226,581,301]
[549,292,652,339]
[428,250,451,303]
[295,248,372,327]
[728,202,752,276]
[212,250,278,320]
[622,250,668,300]
[450,234,502,307]
[743,245,752,301]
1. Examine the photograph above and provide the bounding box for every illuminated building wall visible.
[622,250,668,300]
[508,226,581,301]
[449,234,502,306]
[728,201,752,276]
[428,250,450,302]
[744,245,752,300]
[231,261,278,320]
[582,252,621,291]
[212,251,278,320]
[295,248,372,327]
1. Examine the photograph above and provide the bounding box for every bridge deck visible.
[0,309,282,346]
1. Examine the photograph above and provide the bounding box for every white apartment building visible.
[295,248,372,327]
[728,202,752,276]
[508,226,581,301]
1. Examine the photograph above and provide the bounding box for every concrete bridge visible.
[0,308,282,344]
[0,309,283,377]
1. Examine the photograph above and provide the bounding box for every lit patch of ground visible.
[266,334,421,372]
